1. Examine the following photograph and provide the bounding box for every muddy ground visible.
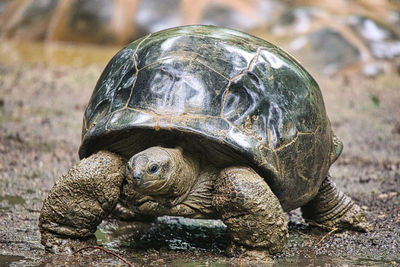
[0,42,399,266]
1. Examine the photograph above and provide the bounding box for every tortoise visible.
[39,25,370,256]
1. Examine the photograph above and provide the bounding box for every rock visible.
[0,0,58,40]
[271,7,327,36]
[68,0,114,35]
[133,216,228,251]
[46,0,114,44]
[346,15,400,59]
[135,0,181,33]
[388,11,400,31]
[378,193,389,199]
[296,28,362,75]
[361,63,385,77]
[200,3,260,30]
[135,0,283,34]
[46,0,140,44]
[268,6,400,76]
[199,0,281,31]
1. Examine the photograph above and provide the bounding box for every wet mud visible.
[0,44,399,266]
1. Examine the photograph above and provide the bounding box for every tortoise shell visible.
[80,25,335,211]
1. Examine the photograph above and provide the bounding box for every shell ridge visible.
[138,54,230,81]
[272,125,321,152]
[125,33,152,108]
[220,47,262,118]
[105,34,153,131]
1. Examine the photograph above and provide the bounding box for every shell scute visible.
[128,59,229,117]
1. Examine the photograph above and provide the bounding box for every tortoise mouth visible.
[133,179,159,191]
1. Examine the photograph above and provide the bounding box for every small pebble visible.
[378,193,388,199]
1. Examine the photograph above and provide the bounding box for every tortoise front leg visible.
[213,166,288,257]
[39,151,126,253]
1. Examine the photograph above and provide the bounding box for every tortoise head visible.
[126,146,198,197]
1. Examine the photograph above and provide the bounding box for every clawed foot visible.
[226,242,273,263]
[302,176,373,233]
[41,232,97,254]
[310,204,373,232]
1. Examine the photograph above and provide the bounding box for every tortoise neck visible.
[165,147,200,205]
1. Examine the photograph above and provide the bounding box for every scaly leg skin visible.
[301,174,372,232]
[39,151,126,253]
[213,166,288,260]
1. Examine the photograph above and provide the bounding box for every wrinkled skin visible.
[39,146,370,256]
[39,151,125,253]
[301,176,372,232]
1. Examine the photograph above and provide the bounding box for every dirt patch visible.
[1,57,399,266]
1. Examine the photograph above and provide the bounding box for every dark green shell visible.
[80,25,335,211]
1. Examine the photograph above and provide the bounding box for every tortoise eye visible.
[147,164,160,174]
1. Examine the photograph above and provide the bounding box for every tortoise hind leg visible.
[301,174,372,232]
[213,166,288,257]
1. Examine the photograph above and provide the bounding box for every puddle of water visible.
[0,195,26,205]
[168,255,399,267]
[0,254,25,266]
[273,256,354,266]
[356,257,400,266]
[0,40,120,67]
[170,259,229,266]
[273,255,399,266]
[92,217,400,266]
[95,228,108,246]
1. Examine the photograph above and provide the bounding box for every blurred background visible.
[1,0,400,76]
[1,1,400,266]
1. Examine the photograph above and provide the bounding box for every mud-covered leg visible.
[213,166,288,257]
[301,174,372,232]
[39,151,126,253]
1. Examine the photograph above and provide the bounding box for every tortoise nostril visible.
[132,172,142,182]
[126,163,141,182]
